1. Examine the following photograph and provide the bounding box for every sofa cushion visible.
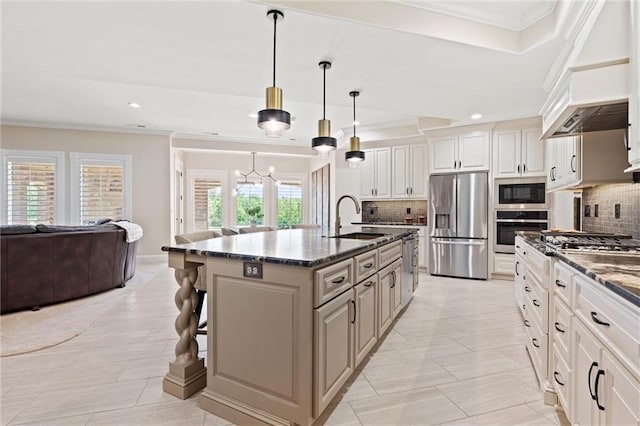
[0,225,37,235]
[175,230,222,244]
[36,224,99,233]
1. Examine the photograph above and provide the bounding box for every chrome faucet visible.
[335,194,361,235]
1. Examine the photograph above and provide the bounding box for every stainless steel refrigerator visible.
[429,172,488,279]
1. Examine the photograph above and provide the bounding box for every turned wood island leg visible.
[163,252,207,399]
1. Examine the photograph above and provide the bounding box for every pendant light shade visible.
[257,10,290,139]
[312,61,337,152]
[345,91,365,163]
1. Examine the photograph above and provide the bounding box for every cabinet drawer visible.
[354,250,378,283]
[378,240,402,268]
[526,248,549,289]
[524,274,548,332]
[552,297,572,363]
[553,262,573,306]
[574,274,640,370]
[525,316,547,386]
[551,344,572,420]
[515,237,527,258]
[314,258,354,308]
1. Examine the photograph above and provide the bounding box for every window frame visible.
[186,169,227,232]
[273,174,307,228]
[69,152,132,225]
[1,149,65,225]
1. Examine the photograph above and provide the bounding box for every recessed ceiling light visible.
[248,113,258,118]
[128,102,141,108]
[470,113,482,120]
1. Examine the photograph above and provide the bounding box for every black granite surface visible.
[162,226,417,267]
[352,222,427,227]
[516,231,640,308]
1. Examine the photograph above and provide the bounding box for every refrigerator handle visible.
[431,239,486,246]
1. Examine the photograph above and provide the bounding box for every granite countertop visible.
[516,231,640,307]
[161,226,416,267]
[352,221,428,227]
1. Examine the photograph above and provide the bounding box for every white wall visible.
[333,148,362,227]
[1,125,171,255]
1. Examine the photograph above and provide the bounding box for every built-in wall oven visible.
[495,178,549,210]
[495,210,549,253]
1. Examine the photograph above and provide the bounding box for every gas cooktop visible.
[541,232,640,253]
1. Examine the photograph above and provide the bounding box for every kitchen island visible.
[161,226,416,425]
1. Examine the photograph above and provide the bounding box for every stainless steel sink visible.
[329,232,386,240]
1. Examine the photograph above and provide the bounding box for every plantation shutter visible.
[79,164,124,224]
[6,160,56,225]
[194,177,221,230]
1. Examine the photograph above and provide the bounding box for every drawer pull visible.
[588,362,598,400]
[554,371,565,387]
[524,319,531,328]
[532,299,541,307]
[522,304,526,311]
[532,338,540,348]
[363,262,373,269]
[524,286,531,292]
[554,322,565,333]
[555,279,566,288]
[364,280,374,288]
[515,261,519,276]
[590,311,610,327]
[332,276,346,284]
[390,271,397,288]
[351,300,356,324]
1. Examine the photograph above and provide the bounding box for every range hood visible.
[541,63,630,139]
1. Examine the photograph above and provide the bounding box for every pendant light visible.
[345,91,365,163]
[312,61,337,152]
[257,9,291,139]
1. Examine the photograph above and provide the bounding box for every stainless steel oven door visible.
[494,220,548,253]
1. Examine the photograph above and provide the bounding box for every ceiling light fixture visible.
[345,91,365,164]
[232,152,280,197]
[257,10,290,139]
[471,113,483,120]
[128,102,141,108]
[312,61,337,152]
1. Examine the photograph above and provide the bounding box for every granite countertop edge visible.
[352,221,428,227]
[162,227,416,268]
[516,231,640,308]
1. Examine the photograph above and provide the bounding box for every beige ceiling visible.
[1,1,567,148]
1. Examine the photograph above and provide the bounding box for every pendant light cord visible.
[272,14,277,87]
[352,94,356,136]
[322,66,326,119]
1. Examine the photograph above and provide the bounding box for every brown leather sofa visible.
[1,224,138,314]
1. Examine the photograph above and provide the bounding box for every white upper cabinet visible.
[493,128,545,178]
[628,0,640,171]
[360,148,391,199]
[391,145,427,198]
[429,132,490,174]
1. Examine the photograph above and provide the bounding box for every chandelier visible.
[232,152,280,196]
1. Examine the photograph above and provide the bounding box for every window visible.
[1,150,65,225]
[193,177,222,230]
[236,180,264,226]
[70,153,132,225]
[277,179,303,228]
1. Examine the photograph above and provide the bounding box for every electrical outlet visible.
[243,262,263,279]
[584,205,591,217]
[594,204,599,217]
[615,203,621,219]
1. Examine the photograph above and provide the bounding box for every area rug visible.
[0,257,166,357]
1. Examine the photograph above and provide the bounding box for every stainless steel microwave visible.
[494,178,548,209]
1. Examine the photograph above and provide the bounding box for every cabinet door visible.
[522,128,546,177]
[418,228,427,268]
[629,0,640,170]
[391,146,410,198]
[458,132,490,171]
[374,148,392,198]
[547,137,565,189]
[354,278,377,366]
[429,137,457,173]
[601,349,640,426]
[391,260,403,318]
[377,266,393,337]
[493,130,521,178]
[360,149,375,198]
[572,318,604,426]
[409,144,427,197]
[314,289,355,416]
[564,136,581,186]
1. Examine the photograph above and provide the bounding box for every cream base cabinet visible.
[354,277,377,366]
[391,259,403,319]
[572,318,604,425]
[313,289,355,416]
[377,264,394,337]
[601,350,640,426]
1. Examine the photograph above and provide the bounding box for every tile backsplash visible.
[362,200,428,223]
[582,183,640,238]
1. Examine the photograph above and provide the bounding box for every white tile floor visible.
[1,260,569,425]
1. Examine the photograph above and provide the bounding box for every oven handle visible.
[495,219,549,223]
